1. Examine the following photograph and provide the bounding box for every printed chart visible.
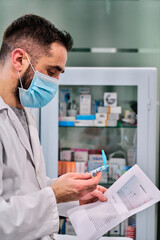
[117,175,152,210]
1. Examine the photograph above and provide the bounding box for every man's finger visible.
[91,189,107,202]
[97,185,107,193]
[67,172,92,180]
[78,172,102,189]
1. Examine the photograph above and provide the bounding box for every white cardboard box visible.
[98,106,122,114]
[109,224,120,235]
[104,92,117,106]
[94,119,106,127]
[98,106,109,113]
[75,120,94,126]
[110,106,122,114]
[96,113,107,120]
[106,120,117,127]
[74,151,88,162]
[89,154,103,161]
[79,94,91,115]
[96,113,119,120]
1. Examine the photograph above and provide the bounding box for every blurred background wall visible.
[0,0,159,238]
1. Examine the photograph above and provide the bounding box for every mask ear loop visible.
[25,52,36,73]
[18,71,23,89]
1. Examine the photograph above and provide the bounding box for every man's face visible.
[21,42,67,89]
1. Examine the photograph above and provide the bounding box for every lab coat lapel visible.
[24,108,41,172]
[25,109,48,189]
[7,107,34,162]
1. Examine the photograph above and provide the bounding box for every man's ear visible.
[12,48,29,72]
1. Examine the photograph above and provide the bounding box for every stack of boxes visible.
[74,94,94,126]
[59,91,122,127]
[75,114,95,127]
[58,148,88,176]
[94,92,121,127]
[59,148,109,184]
[59,91,122,179]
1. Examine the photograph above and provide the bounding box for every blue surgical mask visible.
[18,53,59,108]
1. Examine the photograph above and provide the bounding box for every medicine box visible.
[80,162,88,173]
[59,121,74,127]
[110,106,122,114]
[60,150,74,161]
[71,148,88,162]
[96,113,120,120]
[109,158,126,180]
[58,161,88,175]
[109,224,120,235]
[75,120,94,126]
[58,161,76,176]
[107,113,119,120]
[98,106,122,114]
[89,154,103,161]
[94,119,107,127]
[106,119,118,127]
[94,119,117,127]
[59,116,76,121]
[75,162,88,173]
[123,110,136,124]
[124,110,136,119]
[98,106,109,113]
[59,102,67,117]
[79,94,91,115]
[104,92,117,106]
[76,115,95,120]
[95,113,107,120]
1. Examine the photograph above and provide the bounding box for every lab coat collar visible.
[0,96,8,110]
[0,96,34,163]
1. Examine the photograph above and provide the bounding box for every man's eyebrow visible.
[48,65,65,73]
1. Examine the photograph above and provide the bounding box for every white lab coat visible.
[0,96,78,240]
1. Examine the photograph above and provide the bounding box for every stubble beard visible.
[14,65,34,102]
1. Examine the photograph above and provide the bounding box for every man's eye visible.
[47,70,55,76]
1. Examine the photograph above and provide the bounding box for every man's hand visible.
[79,185,107,205]
[50,172,102,203]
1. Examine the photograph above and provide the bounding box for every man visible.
[0,14,107,240]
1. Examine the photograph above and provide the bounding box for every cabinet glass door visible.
[41,67,157,240]
[58,84,137,238]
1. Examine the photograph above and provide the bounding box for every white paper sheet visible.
[67,164,160,240]
[54,234,133,240]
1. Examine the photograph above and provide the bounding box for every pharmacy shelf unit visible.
[41,67,158,240]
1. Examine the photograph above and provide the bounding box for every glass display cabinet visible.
[41,67,157,240]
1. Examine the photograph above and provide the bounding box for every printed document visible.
[54,234,132,240]
[67,164,160,240]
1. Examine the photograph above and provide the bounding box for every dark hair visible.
[0,14,73,62]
